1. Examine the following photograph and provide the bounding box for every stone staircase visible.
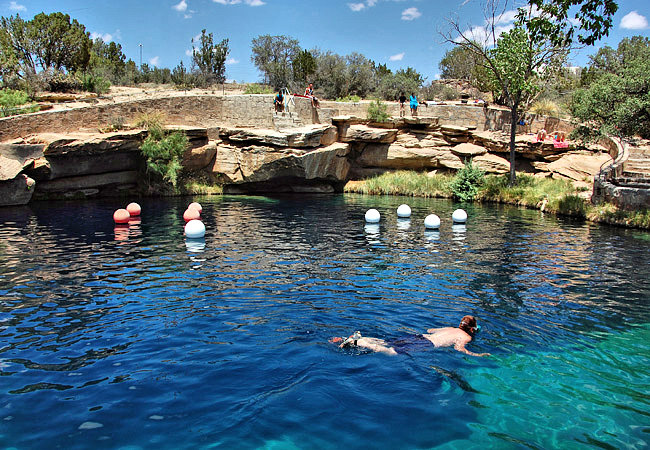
[615,144,650,188]
[273,111,303,130]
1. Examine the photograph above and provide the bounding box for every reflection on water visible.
[0,194,648,449]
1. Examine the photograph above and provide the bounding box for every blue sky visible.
[2,0,649,83]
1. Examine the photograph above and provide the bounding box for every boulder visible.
[0,144,45,181]
[473,153,510,174]
[182,141,218,171]
[451,143,487,157]
[546,151,612,181]
[212,142,350,187]
[0,174,35,206]
[46,151,140,180]
[355,143,462,170]
[441,125,469,135]
[340,124,397,144]
[43,130,147,156]
[219,125,336,149]
[23,157,51,181]
[395,132,448,149]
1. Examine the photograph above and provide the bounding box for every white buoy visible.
[365,209,380,223]
[184,219,206,238]
[424,214,441,229]
[396,204,411,218]
[452,209,467,223]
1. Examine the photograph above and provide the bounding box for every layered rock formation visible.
[0,114,612,206]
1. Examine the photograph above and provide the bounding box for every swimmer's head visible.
[459,315,478,334]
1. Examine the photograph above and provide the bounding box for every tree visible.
[313,49,348,99]
[571,36,650,140]
[439,44,487,86]
[525,0,618,47]
[0,12,91,84]
[89,38,126,82]
[192,29,229,85]
[376,67,424,100]
[345,52,375,97]
[292,49,316,84]
[250,34,300,89]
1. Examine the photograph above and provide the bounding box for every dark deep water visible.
[0,194,648,449]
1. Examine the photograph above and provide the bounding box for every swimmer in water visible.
[329,316,490,357]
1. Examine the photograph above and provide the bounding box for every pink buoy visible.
[113,209,130,224]
[183,208,200,223]
[188,202,202,213]
[126,202,141,216]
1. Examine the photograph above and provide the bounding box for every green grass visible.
[345,171,650,229]
[182,180,223,195]
[344,171,454,197]
[335,95,361,103]
[244,84,274,95]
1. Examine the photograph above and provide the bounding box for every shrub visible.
[336,95,361,103]
[134,111,167,132]
[40,70,82,92]
[367,99,389,122]
[244,83,274,94]
[530,99,560,117]
[0,89,40,117]
[140,131,188,188]
[81,73,111,95]
[450,159,485,202]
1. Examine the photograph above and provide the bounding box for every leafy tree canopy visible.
[193,29,229,84]
[571,36,650,139]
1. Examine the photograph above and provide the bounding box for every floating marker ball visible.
[365,209,380,223]
[452,209,467,223]
[126,202,141,216]
[424,214,441,229]
[396,204,411,218]
[184,219,206,238]
[183,208,201,223]
[188,202,203,213]
[113,208,130,224]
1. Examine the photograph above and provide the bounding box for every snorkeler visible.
[330,316,490,357]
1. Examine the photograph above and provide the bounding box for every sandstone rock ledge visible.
[0,116,613,205]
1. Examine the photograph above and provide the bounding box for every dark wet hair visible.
[459,315,477,334]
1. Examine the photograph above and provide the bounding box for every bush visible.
[82,73,111,95]
[140,131,188,188]
[367,99,389,122]
[530,99,560,117]
[421,83,461,101]
[336,95,361,102]
[244,83,274,94]
[450,159,485,202]
[134,111,167,131]
[0,89,39,117]
[40,70,82,92]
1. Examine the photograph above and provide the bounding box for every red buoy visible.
[113,209,130,224]
[188,202,202,213]
[183,208,200,222]
[126,202,141,216]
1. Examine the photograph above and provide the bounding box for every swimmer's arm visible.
[454,341,490,357]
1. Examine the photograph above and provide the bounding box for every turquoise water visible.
[0,194,648,449]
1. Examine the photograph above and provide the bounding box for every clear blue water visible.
[0,195,648,449]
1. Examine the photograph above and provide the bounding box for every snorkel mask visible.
[341,331,362,347]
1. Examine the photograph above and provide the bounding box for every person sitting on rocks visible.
[536,129,547,142]
[329,315,490,357]
[274,90,284,113]
[305,83,319,108]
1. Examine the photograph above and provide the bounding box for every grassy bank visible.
[344,170,650,230]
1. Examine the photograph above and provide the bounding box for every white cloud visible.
[495,9,518,24]
[91,32,113,42]
[212,0,265,5]
[149,56,160,66]
[389,52,405,61]
[8,1,26,11]
[401,7,421,21]
[226,57,239,65]
[456,23,514,46]
[185,49,193,56]
[348,2,365,11]
[620,11,648,30]
[173,0,187,12]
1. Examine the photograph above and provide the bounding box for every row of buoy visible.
[365,205,467,229]
[113,202,142,223]
[184,202,206,239]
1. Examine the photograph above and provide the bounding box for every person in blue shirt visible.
[409,93,418,117]
[274,90,284,112]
